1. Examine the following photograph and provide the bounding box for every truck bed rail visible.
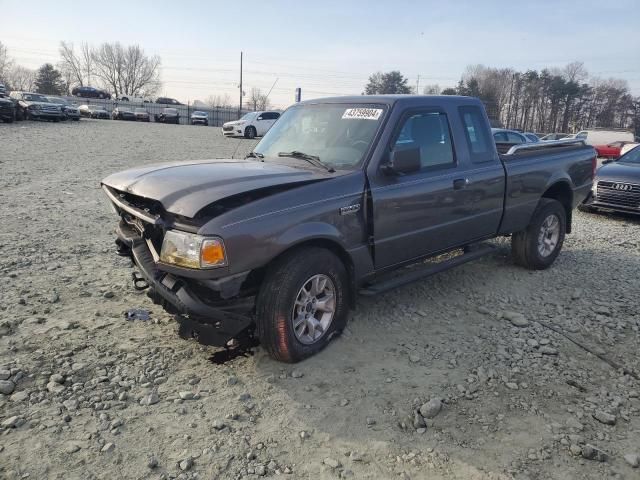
[505,138,587,155]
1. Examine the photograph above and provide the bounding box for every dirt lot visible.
[1,119,640,480]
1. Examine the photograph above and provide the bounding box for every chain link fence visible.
[62,96,252,127]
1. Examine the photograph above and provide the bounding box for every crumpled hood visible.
[597,161,640,183]
[101,159,329,218]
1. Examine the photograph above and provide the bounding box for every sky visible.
[1,0,639,108]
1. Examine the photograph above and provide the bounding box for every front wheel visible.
[256,247,349,362]
[244,126,256,139]
[512,198,566,270]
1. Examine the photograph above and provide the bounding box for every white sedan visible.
[222,111,281,139]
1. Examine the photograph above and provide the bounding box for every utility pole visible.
[239,51,243,117]
[416,75,420,95]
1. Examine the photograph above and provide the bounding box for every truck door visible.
[368,106,504,269]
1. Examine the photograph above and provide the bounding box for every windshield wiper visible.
[245,151,264,160]
[278,151,335,173]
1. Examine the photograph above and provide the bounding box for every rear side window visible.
[459,106,494,163]
[392,111,455,171]
[507,132,525,143]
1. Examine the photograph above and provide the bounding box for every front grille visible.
[223,125,233,131]
[596,181,640,209]
[41,105,59,112]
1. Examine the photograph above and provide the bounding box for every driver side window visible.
[392,112,455,171]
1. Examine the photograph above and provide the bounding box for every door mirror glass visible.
[385,148,421,175]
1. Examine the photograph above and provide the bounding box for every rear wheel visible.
[245,126,256,139]
[512,198,566,270]
[256,247,349,362]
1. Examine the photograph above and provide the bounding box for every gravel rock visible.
[323,457,341,469]
[0,380,16,395]
[539,346,558,355]
[419,398,442,419]
[624,453,640,468]
[179,458,193,471]
[63,399,79,411]
[178,391,195,400]
[581,444,608,462]
[502,311,529,327]
[64,443,81,454]
[0,370,10,380]
[1,416,23,428]
[140,391,159,406]
[46,382,65,394]
[49,373,65,384]
[10,391,28,402]
[569,444,582,456]
[291,370,304,378]
[212,419,226,430]
[147,456,159,469]
[593,411,616,425]
[101,443,115,453]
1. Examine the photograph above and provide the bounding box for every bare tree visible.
[248,88,270,111]
[422,84,441,95]
[58,41,84,87]
[6,66,36,91]
[0,41,13,85]
[91,42,161,97]
[206,93,232,108]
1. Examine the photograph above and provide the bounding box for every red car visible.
[594,141,634,160]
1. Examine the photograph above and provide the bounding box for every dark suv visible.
[155,97,182,105]
[72,86,112,99]
[0,92,15,122]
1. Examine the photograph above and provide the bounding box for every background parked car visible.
[78,104,110,119]
[222,111,281,139]
[10,91,64,121]
[190,111,209,126]
[540,133,571,141]
[574,128,634,145]
[154,107,180,124]
[594,141,635,160]
[134,107,150,122]
[581,145,640,215]
[117,94,150,103]
[155,97,183,105]
[112,107,136,121]
[620,143,639,157]
[0,92,15,123]
[46,96,80,121]
[0,82,6,94]
[72,86,112,99]
[523,132,540,142]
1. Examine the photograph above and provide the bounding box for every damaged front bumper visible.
[115,221,255,345]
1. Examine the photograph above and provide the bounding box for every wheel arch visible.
[251,236,357,309]
[541,180,573,233]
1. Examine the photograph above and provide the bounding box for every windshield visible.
[23,93,49,102]
[164,108,177,114]
[618,146,640,164]
[240,112,256,120]
[193,111,207,116]
[135,108,147,113]
[254,104,386,169]
[47,97,67,105]
[118,107,132,112]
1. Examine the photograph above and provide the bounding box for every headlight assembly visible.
[160,230,227,269]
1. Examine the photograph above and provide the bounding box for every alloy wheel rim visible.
[537,214,560,257]
[291,274,336,345]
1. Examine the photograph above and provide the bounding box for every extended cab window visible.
[392,112,454,171]
[459,106,494,163]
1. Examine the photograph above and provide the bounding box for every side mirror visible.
[383,148,421,175]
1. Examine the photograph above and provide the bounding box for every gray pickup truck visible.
[102,95,596,362]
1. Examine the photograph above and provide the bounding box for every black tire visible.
[245,126,256,139]
[204,121,208,126]
[256,247,349,362]
[5,117,13,123]
[512,198,566,270]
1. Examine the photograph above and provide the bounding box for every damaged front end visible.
[104,185,256,346]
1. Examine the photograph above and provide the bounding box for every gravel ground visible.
[1,119,640,480]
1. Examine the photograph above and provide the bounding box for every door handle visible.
[453,178,469,190]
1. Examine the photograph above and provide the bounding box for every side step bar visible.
[359,244,496,296]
